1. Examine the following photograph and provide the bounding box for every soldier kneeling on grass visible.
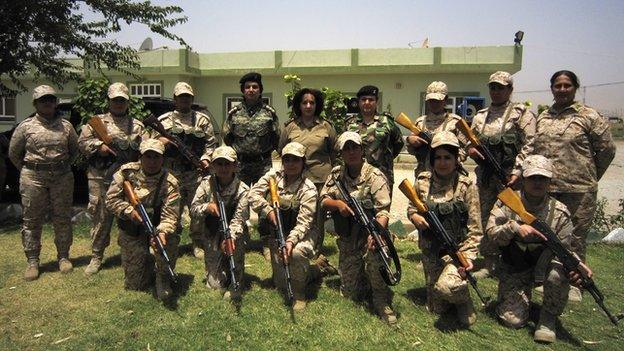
[105,139,181,301]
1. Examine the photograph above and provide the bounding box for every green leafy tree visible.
[0,0,188,97]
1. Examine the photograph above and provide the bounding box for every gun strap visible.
[151,169,168,221]
[480,103,513,135]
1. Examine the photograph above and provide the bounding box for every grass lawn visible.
[0,222,623,350]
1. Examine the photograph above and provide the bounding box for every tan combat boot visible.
[314,254,338,277]
[375,305,398,327]
[24,260,39,281]
[193,246,205,259]
[84,256,102,276]
[534,309,557,343]
[155,275,173,301]
[59,258,73,274]
[293,299,307,312]
[457,301,477,327]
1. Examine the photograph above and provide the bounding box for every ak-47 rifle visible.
[123,181,177,283]
[143,114,209,175]
[268,177,295,305]
[399,179,489,305]
[333,175,402,286]
[395,112,433,144]
[456,118,508,186]
[211,177,239,292]
[497,188,623,326]
[88,116,129,181]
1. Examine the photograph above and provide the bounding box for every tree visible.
[0,0,188,97]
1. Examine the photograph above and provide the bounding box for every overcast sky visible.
[107,0,624,115]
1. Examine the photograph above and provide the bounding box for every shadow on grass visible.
[405,287,428,307]
[163,272,195,310]
[403,252,423,263]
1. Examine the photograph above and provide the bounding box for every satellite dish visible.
[139,37,153,51]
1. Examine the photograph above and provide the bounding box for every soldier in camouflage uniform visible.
[321,132,397,326]
[407,131,481,327]
[405,81,467,177]
[249,142,320,311]
[106,139,180,300]
[346,85,403,194]
[9,85,79,281]
[79,82,145,275]
[151,82,217,259]
[190,146,249,299]
[486,155,592,343]
[467,72,536,279]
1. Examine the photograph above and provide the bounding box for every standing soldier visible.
[467,71,536,279]
[346,85,403,193]
[105,139,180,300]
[79,82,145,275]
[9,85,79,281]
[405,81,467,177]
[151,82,217,259]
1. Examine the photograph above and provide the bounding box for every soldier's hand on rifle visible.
[130,210,143,224]
[200,159,210,170]
[569,261,593,287]
[334,200,354,217]
[458,258,474,279]
[467,146,485,161]
[206,202,220,217]
[221,237,236,255]
[267,210,278,227]
[285,241,294,259]
[157,136,170,146]
[507,174,520,188]
[98,144,117,157]
[409,213,430,231]
[150,231,167,251]
[517,223,548,241]
[407,134,428,148]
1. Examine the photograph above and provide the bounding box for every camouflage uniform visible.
[223,101,280,186]
[249,168,318,300]
[320,162,392,307]
[533,102,615,260]
[9,108,79,263]
[190,174,249,290]
[79,112,144,260]
[346,113,404,190]
[105,161,180,291]
[486,192,573,328]
[407,171,482,313]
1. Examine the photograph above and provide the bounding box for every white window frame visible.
[129,83,162,98]
[0,97,16,123]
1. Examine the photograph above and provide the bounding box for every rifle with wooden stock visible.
[399,179,489,305]
[87,116,128,180]
[211,177,239,292]
[497,188,623,326]
[268,177,295,306]
[456,118,508,186]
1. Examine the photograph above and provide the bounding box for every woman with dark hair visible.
[279,88,337,257]
[533,70,615,299]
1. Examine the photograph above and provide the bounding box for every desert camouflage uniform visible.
[105,162,180,290]
[533,102,615,260]
[9,113,79,261]
[78,113,145,259]
[150,110,217,249]
[470,102,536,256]
[408,112,467,177]
[190,175,249,289]
[486,192,573,327]
[407,172,481,313]
[346,113,404,190]
[249,169,318,300]
[320,162,392,307]
[223,102,280,185]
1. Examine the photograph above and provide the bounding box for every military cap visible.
[431,131,459,148]
[425,81,448,101]
[108,82,129,100]
[337,131,362,150]
[32,85,56,101]
[281,142,306,158]
[356,85,379,98]
[174,82,194,97]
[211,145,237,162]
[489,71,513,86]
[522,155,553,178]
[140,139,165,155]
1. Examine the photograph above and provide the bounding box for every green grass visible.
[1,222,623,350]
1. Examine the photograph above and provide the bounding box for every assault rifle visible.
[143,114,209,175]
[88,116,129,181]
[396,112,433,145]
[123,181,177,282]
[399,179,489,305]
[268,177,295,305]
[497,188,623,326]
[457,118,508,186]
[211,177,239,292]
[333,175,402,286]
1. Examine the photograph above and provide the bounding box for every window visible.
[129,83,162,98]
[420,92,482,121]
[0,97,16,123]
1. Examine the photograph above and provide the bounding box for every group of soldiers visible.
[7,69,616,344]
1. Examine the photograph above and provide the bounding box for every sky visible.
[105,0,624,115]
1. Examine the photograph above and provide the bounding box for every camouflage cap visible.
[425,81,448,101]
[522,155,553,178]
[211,145,237,162]
[337,131,362,150]
[430,131,460,148]
[139,139,165,155]
[108,82,129,100]
[489,71,513,86]
[281,142,306,158]
[32,85,56,101]
[174,82,194,97]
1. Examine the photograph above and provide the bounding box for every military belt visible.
[23,160,71,172]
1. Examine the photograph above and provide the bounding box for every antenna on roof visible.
[139,37,153,51]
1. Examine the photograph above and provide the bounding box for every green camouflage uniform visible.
[105,162,180,291]
[9,113,79,262]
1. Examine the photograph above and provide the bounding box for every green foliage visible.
[590,197,624,238]
[0,1,188,97]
